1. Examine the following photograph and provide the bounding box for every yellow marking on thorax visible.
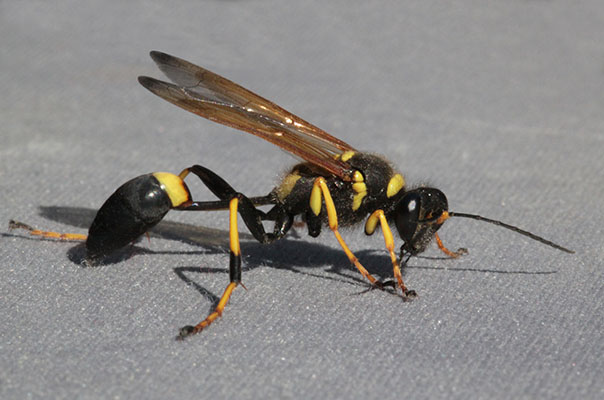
[387,173,405,198]
[153,172,191,207]
[351,170,367,211]
[338,151,356,162]
[276,173,301,201]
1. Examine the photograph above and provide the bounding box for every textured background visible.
[1,1,603,399]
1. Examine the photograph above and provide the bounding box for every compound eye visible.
[395,193,422,242]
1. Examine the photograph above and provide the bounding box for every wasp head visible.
[394,188,449,255]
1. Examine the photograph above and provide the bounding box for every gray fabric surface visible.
[1,1,602,399]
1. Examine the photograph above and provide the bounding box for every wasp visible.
[10,51,574,339]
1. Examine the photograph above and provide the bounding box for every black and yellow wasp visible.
[10,51,573,339]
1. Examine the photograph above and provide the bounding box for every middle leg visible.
[310,177,383,288]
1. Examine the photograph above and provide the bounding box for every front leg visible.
[434,233,468,258]
[365,210,416,298]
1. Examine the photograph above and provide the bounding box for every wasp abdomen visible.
[86,173,190,262]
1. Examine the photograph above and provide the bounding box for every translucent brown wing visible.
[138,51,356,179]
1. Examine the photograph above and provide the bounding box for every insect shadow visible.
[12,205,559,273]
[31,206,394,279]
[6,205,555,310]
[9,205,557,273]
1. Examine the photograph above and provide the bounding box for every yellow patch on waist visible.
[153,172,191,207]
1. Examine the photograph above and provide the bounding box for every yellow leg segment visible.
[8,220,87,241]
[179,198,241,338]
[181,282,238,338]
[178,168,191,180]
[229,197,241,257]
[312,178,382,287]
[367,210,413,295]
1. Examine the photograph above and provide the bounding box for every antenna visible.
[448,212,574,254]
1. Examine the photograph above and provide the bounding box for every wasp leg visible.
[434,233,468,258]
[8,220,87,241]
[305,208,322,238]
[179,164,237,199]
[310,177,383,288]
[175,165,293,337]
[366,210,416,297]
[178,165,292,243]
[179,196,242,338]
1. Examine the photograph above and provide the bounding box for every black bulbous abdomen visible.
[86,174,172,262]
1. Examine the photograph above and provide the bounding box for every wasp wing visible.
[138,51,356,179]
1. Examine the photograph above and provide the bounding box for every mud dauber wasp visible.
[10,51,574,339]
